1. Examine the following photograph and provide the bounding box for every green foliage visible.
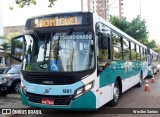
[0,42,10,51]
[109,16,148,43]
[127,17,148,42]
[108,16,160,53]
[152,48,160,54]
[15,0,56,8]
[3,32,21,43]
[1,32,21,56]
[143,40,157,49]
[0,42,11,58]
[15,40,23,49]
[109,16,129,33]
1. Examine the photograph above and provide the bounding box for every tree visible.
[3,32,21,43]
[0,42,10,51]
[0,32,21,66]
[0,42,11,66]
[127,17,148,43]
[109,16,129,33]
[15,0,57,8]
[109,16,149,44]
[109,16,160,54]
[152,48,160,54]
[143,40,157,49]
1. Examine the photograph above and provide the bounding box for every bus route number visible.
[62,89,72,93]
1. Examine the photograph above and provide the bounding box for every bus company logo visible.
[43,88,51,94]
[42,81,54,85]
[2,109,11,114]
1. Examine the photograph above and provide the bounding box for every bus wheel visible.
[108,81,120,107]
[136,73,143,87]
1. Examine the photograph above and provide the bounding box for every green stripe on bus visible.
[21,90,96,110]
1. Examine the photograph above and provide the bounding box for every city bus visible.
[147,49,159,77]
[11,12,149,110]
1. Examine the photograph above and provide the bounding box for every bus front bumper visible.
[21,89,96,110]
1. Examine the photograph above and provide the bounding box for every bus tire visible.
[108,81,120,107]
[136,72,143,87]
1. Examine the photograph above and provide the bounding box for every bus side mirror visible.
[11,35,25,62]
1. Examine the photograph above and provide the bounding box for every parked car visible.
[0,64,21,96]
[0,67,9,74]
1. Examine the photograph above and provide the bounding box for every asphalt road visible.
[1,72,160,117]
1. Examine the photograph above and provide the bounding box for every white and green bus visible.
[11,12,149,110]
[147,49,159,76]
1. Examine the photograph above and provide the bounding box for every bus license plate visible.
[41,99,54,105]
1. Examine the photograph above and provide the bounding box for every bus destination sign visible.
[34,16,82,28]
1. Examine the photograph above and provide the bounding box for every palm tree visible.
[0,42,11,66]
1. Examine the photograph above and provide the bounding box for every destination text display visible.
[34,16,82,28]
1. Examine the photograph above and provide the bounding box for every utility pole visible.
[81,0,83,11]
[139,0,141,20]
[119,0,122,19]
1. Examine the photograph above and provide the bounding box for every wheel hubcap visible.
[15,84,20,93]
[114,86,119,102]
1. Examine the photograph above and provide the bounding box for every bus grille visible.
[26,92,73,105]
[23,73,78,85]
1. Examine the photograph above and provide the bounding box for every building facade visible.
[4,25,24,36]
[81,0,124,20]
[81,0,108,20]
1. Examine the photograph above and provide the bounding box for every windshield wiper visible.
[59,27,73,47]
[54,27,73,62]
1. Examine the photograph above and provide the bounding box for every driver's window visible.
[97,34,110,75]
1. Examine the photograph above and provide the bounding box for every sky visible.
[1,0,160,43]
[124,0,160,43]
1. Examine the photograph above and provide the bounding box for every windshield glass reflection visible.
[23,32,94,72]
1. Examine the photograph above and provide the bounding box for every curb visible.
[6,94,20,99]
[0,114,14,117]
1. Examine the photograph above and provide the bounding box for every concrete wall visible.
[4,25,25,35]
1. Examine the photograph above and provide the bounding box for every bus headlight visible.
[21,82,27,95]
[75,81,94,98]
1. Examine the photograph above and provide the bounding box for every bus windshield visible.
[23,31,94,72]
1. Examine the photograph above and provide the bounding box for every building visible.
[81,0,124,20]
[81,0,108,20]
[4,25,24,36]
[108,0,124,19]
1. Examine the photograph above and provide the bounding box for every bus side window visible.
[97,34,110,75]
[112,32,122,60]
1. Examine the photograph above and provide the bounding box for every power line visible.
[109,0,117,7]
